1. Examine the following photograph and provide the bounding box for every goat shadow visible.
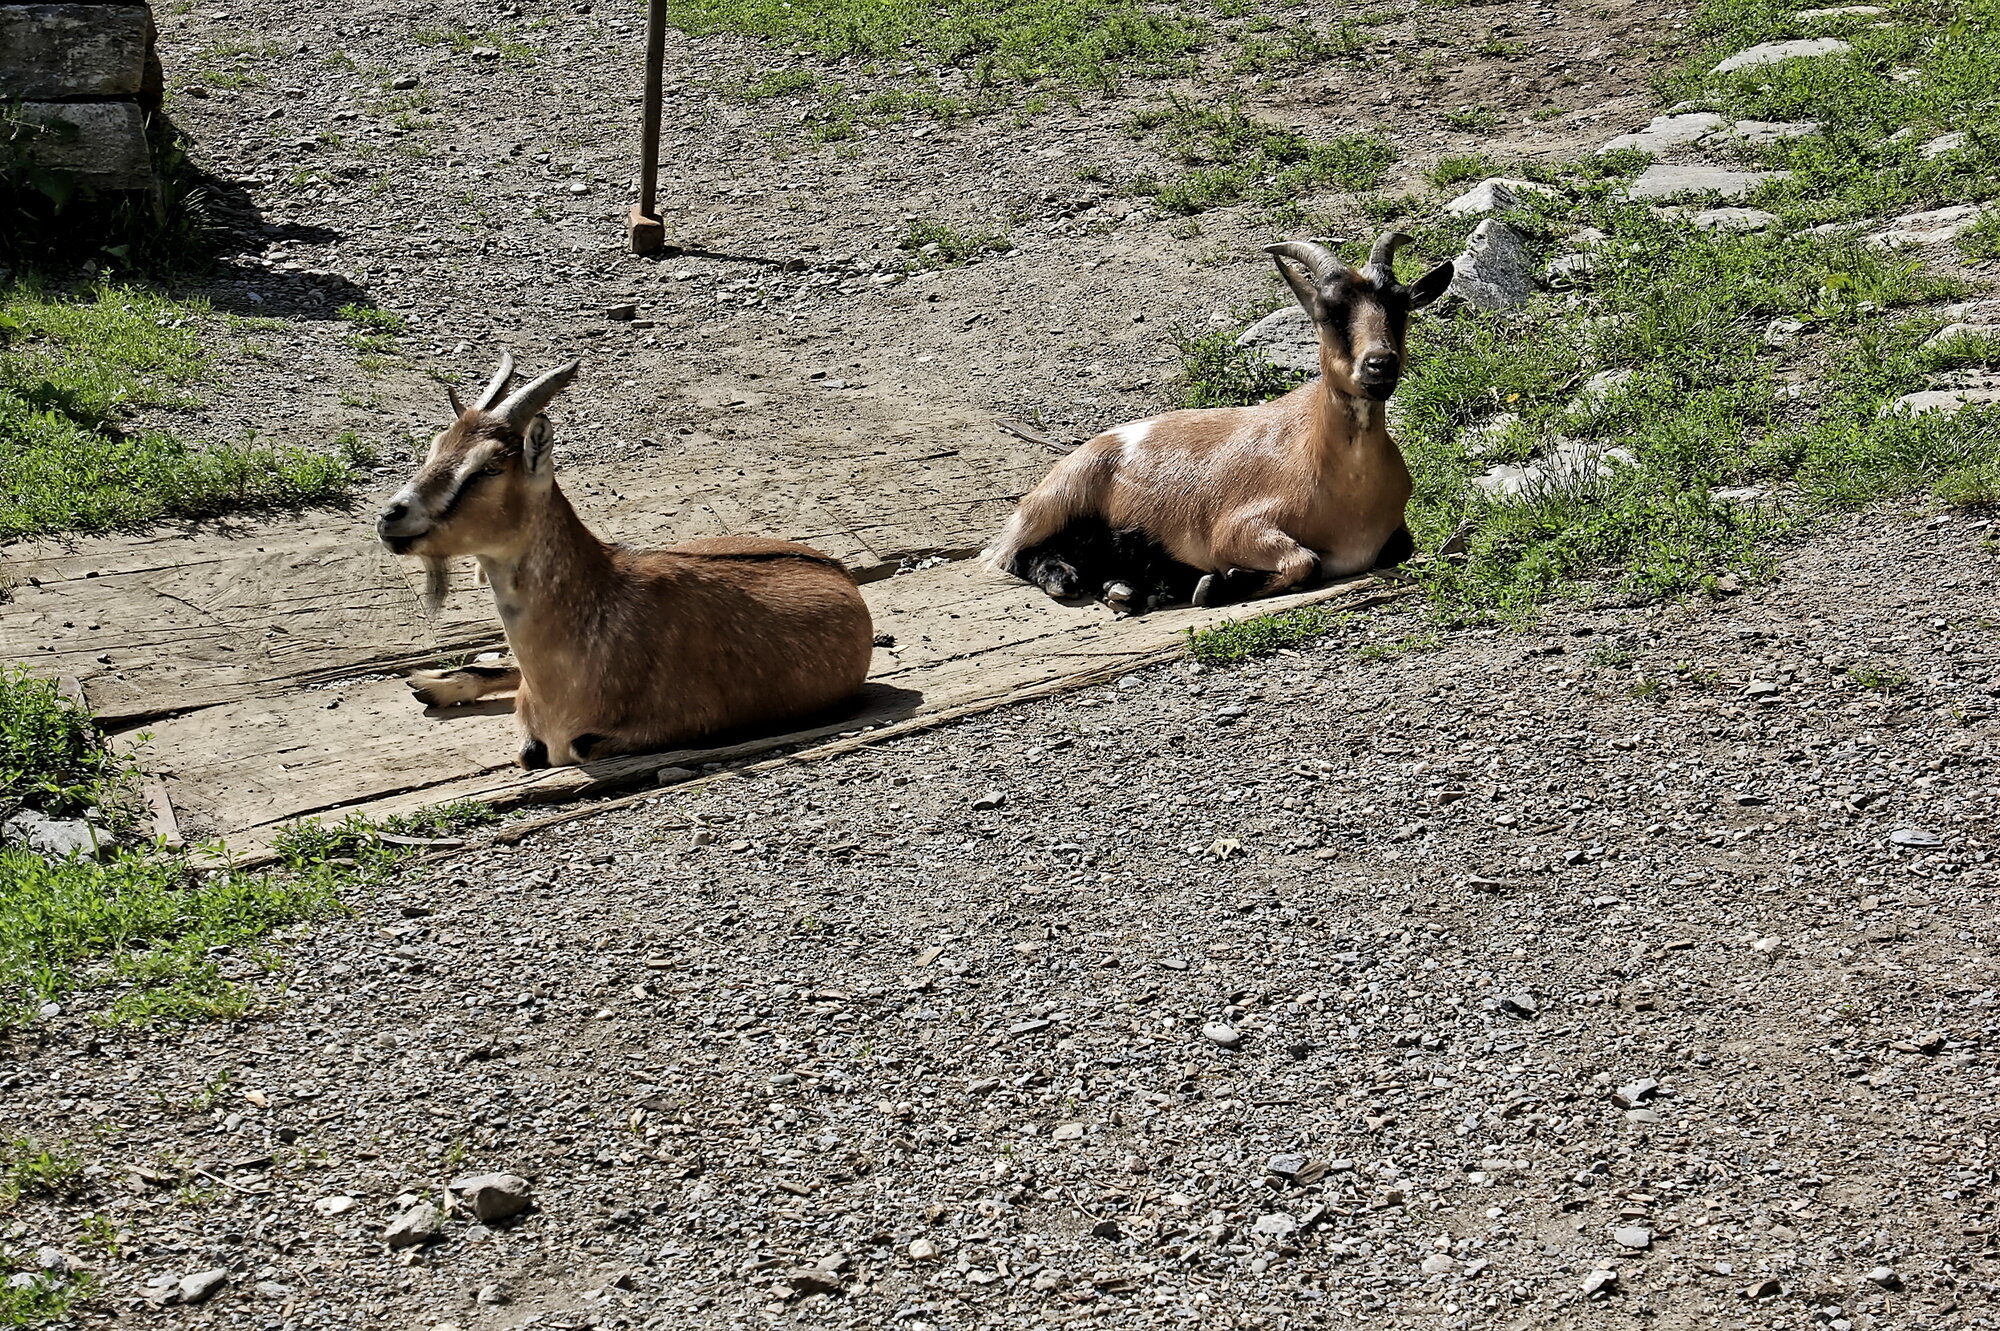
[418,681,928,770]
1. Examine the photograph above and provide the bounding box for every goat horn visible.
[1365,231,1414,282]
[473,349,516,411]
[1263,239,1343,279]
[447,384,465,416]
[495,359,582,426]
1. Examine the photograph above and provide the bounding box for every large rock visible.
[1885,386,2000,416]
[448,1173,533,1222]
[1691,207,1779,232]
[0,4,153,99]
[1,810,102,858]
[10,101,153,190]
[1599,113,1725,156]
[1473,440,1637,500]
[1443,178,1558,216]
[1628,165,1786,200]
[1448,220,1537,310]
[1233,304,1319,376]
[1719,120,1820,145]
[383,1201,443,1249]
[1866,204,1983,248]
[1712,38,1850,74]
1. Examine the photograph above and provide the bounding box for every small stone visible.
[477,1283,511,1304]
[1920,131,1967,159]
[384,1201,443,1249]
[784,1265,846,1297]
[1925,322,2000,349]
[1443,177,1557,216]
[1614,1227,1653,1249]
[605,303,638,321]
[1497,991,1538,1019]
[1202,1022,1241,1049]
[1051,1122,1086,1141]
[655,765,696,785]
[1,810,102,858]
[391,73,420,89]
[313,1195,358,1216]
[1583,1268,1619,1297]
[449,1173,533,1222]
[1764,317,1806,346]
[1712,38,1850,74]
[1254,1213,1299,1239]
[1744,1276,1784,1298]
[178,1270,228,1305]
[971,790,1006,810]
[468,44,502,59]
[1866,1265,1901,1288]
[1265,1152,1306,1179]
[1612,1078,1659,1108]
[908,1238,938,1261]
[1420,1254,1454,1275]
[1885,386,2000,416]
[254,1280,291,1300]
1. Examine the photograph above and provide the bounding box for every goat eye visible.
[479,463,504,477]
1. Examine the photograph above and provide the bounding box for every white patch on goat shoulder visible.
[1112,420,1153,462]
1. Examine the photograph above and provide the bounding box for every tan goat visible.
[375,355,874,768]
[990,231,1454,609]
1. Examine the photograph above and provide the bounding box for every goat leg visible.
[408,662,521,707]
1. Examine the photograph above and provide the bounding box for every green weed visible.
[1,281,369,540]
[1187,604,1349,664]
[0,1137,83,1203]
[1176,329,1307,408]
[899,217,1012,269]
[1131,98,1395,214]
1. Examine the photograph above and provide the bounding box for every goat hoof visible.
[1103,580,1136,605]
[1191,574,1216,608]
[518,737,550,770]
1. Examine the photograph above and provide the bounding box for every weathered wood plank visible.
[9,100,152,190]
[0,4,153,99]
[127,563,1400,854]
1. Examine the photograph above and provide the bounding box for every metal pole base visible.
[627,204,666,256]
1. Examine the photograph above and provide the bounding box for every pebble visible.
[1420,1253,1454,1274]
[1866,1265,1902,1288]
[1202,1021,1241,1048]
[1582,1268,1619,1297]
[907,1238,938,1261]
[178,1269,229,1305]
[449,1172,533,1222]
[384,1201,443,1249]
[1265,1152,1306,1178]
[1613,1226,1653,1249]
[971,790,1006,810]
[1889,826,1945,847]
[312,1195,358,1216]
[477,1283,511,1304]
[1613,1078,1660,1108]
[390,73,420,89]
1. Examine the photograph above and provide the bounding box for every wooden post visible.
[626,0,668,255]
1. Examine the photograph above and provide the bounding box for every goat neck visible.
[1300,351,1394,471]
[477,482,617,647]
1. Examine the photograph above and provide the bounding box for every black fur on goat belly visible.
[1008,516,1206,614]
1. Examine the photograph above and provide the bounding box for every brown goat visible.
[375,355,874,769]
[991,232,1454,608]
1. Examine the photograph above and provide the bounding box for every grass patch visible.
[1188,603,1348,664]
[670,0,1212,91]
[0,1137,83,1204]
[0,673,495,1028]
[1,281,372,541]
[1427,153,1492,187]
[1176,328,1308,408]
[411,25,537,61]
[898,217,1012,269]
[337,301,408,355]
[1130,98,1395,214]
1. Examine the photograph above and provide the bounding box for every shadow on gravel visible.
[169,161,373,320]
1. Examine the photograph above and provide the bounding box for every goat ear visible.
[522,414,556,475]
[1408,260,1456,309]
[1269,251,1328,322]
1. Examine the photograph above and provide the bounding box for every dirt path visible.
[9,509,1997,1330]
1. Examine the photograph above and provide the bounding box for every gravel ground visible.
[10,507,2000,1331]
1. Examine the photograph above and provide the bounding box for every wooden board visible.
[127,562,1397,855]
[0,4,153,99]
[10,100,152,189]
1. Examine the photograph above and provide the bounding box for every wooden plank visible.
[9,101,152,190]
[132,561,1403,857]
[0,5,153,99]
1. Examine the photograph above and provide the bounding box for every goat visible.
[375,355,875,769]
[991,231,1452,608]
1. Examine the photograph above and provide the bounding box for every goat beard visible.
[420,557,450,615]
